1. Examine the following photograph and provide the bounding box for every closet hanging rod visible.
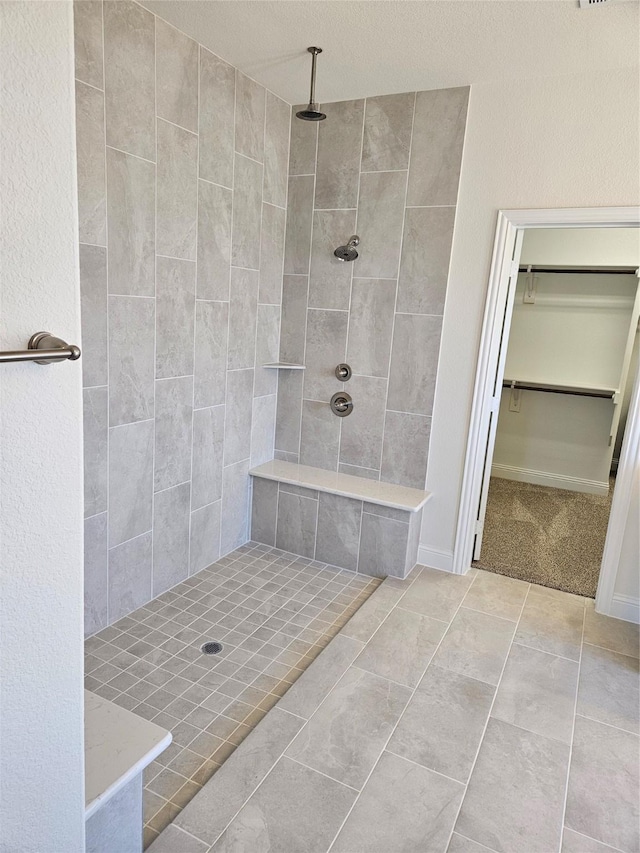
[0,332,81,365]
[502,380,615,400]
[517,266,637,275]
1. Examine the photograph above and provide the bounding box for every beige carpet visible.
[473,477,614,598]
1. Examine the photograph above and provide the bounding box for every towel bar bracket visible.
[0,332,81,365]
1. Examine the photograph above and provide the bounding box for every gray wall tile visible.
[289,106,318,176]
[108,531,152,624]
[362,91,415,172]
[153,482,191,596]
[192,405,224,510]
[155,19,198,133]
[275,370,303,456]
[154,376,193,492]
[339,463,380,481]
[79,244,108,388]
[84,386,108,518]
[224,368,254,466]
[381,411,431,489]
[254,305,280,397]
[232,154,262,270]
[104,0,155,161]
[106,147,155,296]
[109,295,154,426]
[284,175,314,275]
[309,210,357,311]
[85,512,108,637]
[156,257,195,379]
[354,170,407,278]
[259,203,286,305]
[279,276,308,364]
[303,309,348,401]
[299,400,340,470]
[199,49,235,188]
[315,99,364,210]
[407,86,469,206]
[398,206,455,315]
[250,394,277,468]
[221,460,251,554]
[190,501,221,575]
[197,181,231,301]
[387,313,443,416]
[251,477,278,547]
[275,490,318,558]
[157,118,198,259]
[235,72,265,163]
[315,493,362,571]
[74,0,103,88]
[346,279,396,378]
[109,419,154,548]
[358,511,410,578]
[279,483,318,500]
[76,81,106,246]
[339,375,386,471]
[194,301,228,409]
[228,268,258,370]
[264,92,289,208]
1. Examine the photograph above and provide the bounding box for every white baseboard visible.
[606,593,640,624]
[491,464,609,497]
[417,545,454,573]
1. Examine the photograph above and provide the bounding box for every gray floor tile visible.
[277,635,364,719]
[566,716,640,853]
[432,607,515,686]
[448,833,499,853]
[387,665,494,783]
[515,590,585,661]
[399,566,474,622]
[332,751,464,853]
[463,571,529,622]
[456,718,570,853]
[583,603,640,659]
[210,756,356,852]
[491,643,578,744]
[562,828,624,852]
[577,644,639,734]
[354,606,448,687]
[147,824,207,853]
[285,667,411,789]
[340,583,405,643]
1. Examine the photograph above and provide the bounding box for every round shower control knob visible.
[330,392,354,417]
[335,363,352,381]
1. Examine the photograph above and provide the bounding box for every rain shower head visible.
[296,47,326,122]
[334,235,360,262]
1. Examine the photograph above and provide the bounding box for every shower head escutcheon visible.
[296,47,326,121]
[334,235,360,262]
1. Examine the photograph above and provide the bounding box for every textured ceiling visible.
[142,0,639,104]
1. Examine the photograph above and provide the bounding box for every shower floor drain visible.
[201,641,223,656]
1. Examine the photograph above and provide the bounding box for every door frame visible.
[452,206,640,619]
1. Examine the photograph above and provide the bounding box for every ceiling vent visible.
[578,0,612,7]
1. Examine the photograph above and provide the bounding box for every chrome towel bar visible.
[0,332,81,365]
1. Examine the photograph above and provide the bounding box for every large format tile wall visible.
[275,88,469,489]
[76,1,289,635]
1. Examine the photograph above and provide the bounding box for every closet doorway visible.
[455,208,640,616]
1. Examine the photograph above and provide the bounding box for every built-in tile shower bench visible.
[85,691,171,852]
[250,461,431,579]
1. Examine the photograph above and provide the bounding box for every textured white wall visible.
[421,67,640,570]
[0,2,85,849]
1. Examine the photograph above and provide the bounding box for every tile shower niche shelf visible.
[262,362,306,369]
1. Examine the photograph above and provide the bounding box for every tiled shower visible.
[77,0,469,635]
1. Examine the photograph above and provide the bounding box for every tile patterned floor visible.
[148,564,640,853]
[83,542,380,847]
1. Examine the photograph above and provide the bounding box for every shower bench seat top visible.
[249,460,431,513]
[85,689,172,819]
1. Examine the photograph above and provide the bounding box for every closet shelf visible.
[262,362,305,370]
[502,379,618,400]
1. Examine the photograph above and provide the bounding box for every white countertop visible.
[85,690,172,819]
[249,460,431,513]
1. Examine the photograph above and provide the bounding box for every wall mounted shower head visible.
[334,235,360,262]
[296,47,326,121]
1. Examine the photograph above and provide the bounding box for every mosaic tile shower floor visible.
[84,543,381,847]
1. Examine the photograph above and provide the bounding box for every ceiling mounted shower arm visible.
[296,47,326,121]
